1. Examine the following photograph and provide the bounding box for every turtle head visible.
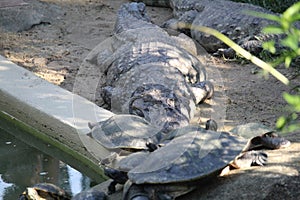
[205,119,218,131]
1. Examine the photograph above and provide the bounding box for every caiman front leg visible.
[190,80,214,104]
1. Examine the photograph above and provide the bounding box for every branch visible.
[181,23,290,85]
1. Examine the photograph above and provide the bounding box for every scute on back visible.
[124,126,247,184]
[90,114,162,150]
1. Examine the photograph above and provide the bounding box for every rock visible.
[0,0,63,32]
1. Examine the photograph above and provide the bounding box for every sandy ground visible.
[1,0,298,128]
[1,0,300,199]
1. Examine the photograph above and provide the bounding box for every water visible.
[0,129,92,199]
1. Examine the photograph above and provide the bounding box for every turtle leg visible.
[190,80,214,104]
[123,181,150,200]
[107,181,118,194]
[104,168,128,194]
[232,150,268,169]
[146,142,160,152]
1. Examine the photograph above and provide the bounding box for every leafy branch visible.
[178,22,290,85]
[180,1,300,132]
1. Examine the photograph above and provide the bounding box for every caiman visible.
[91,2,213,133]
[134,0,287,57]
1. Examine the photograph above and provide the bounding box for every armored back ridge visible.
[92,2,212,133]
[114,2,153,33]
[137,0,292,57]
[85,3,292,199]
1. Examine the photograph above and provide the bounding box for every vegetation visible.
[258,2,300,132]
[185,2,300,132]
[231,0,299,13]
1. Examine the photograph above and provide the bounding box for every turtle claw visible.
[250,151,268,166]
[233,150,268,169]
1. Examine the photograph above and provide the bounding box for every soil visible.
[1,0,300,199]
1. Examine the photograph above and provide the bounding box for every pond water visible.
[0,128,92,199]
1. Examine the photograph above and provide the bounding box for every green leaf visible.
[262,41,276,54]
[281,34,299,51]
[263,25,285,34]
[289,13,300,23]
[286,123,300,132]
[276,116,286,129]
[285,56,292,67]
[283,2,300,22]
[291,113,298,120]
[297,48,300,55]
[283,93,300,111]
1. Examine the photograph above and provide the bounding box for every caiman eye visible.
[166,98,175,107]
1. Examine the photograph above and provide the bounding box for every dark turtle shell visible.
[72,189,107,200]
[19,183,71,200]
[90,114,162,150]
[123,125,247,184]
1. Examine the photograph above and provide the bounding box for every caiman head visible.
[129,83,190,133]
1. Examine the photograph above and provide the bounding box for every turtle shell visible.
[72,189,107,200]
[230,123,291,150]
[229,123,272,139]
[20,183,71,200]
[229,123,273,151]
[90,114,162,150]
[125,125,247,184]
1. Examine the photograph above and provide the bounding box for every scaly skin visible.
[134,0,283,57]
[131,0,171,7]
[96,2,212,132]
[189,0,280,56]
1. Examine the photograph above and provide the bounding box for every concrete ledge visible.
[0,55,114,181]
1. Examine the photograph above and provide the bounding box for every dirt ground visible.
[1,0,297,127]
[1,0,300,199]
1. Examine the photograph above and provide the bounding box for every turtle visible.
[102,122,290,200]
[229,122,291,150]
[88,114,164,153]
[88,114,167,194]
[72,189,107,200]
[19,183,71,200]
[100,121,229,195]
